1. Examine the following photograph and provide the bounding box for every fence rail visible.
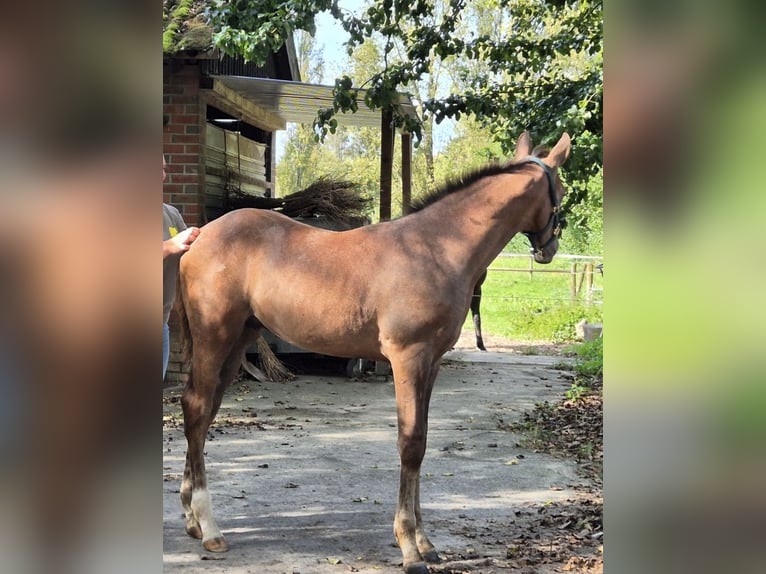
[489,253,603,304]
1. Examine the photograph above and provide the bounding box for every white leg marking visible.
[191,487,223,542]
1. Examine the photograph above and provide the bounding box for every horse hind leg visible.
[179,364,230,541]
[471,272,487,351]
[181,362,228,552]
[181,322,254,552]
[389,352,441,574]
[181,378,225,551]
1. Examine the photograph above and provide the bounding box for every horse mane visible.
[406,145,550,215]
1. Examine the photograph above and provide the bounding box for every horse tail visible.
[176,274,193,376]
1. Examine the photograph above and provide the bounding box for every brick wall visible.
[163,61,205,227]
[164,328,187,385]
[163,61,205,385]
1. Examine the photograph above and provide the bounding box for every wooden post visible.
[379,108,394,221]
[401,131,412,215]
[576,262,587,296]
[529,254,534,279]
[268,130,277,198]
[585,262,594,304]
[570,262,578,301]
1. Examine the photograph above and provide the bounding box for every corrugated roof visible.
[213,76,418,129]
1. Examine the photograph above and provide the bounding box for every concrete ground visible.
[163,332,594,573]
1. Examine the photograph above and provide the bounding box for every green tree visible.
[433,116,504,185]
[208,0,601,243]
[453,0,602,225]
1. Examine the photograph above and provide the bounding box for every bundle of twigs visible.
[240,337,295,383]
[226,177,371,223]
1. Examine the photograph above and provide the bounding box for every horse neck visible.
[410,169,539,276]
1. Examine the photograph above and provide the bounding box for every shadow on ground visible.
[163,333,601,573]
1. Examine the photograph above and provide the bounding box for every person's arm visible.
[163,226,200,259]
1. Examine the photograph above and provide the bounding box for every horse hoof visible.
[203,536,229,553]
[422,549,441,563]
[403,561,429,574]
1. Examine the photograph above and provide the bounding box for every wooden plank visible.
[570,263,578,300]
[206,83,286,132]
[491,268,576,274]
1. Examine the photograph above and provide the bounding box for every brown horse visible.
[177,131,571,574]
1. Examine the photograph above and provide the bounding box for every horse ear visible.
[514,131,532,159]
[546,133,571,168]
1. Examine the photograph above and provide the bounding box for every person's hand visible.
[163,226,200,258]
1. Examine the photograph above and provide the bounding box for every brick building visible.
[162,3,417,382]
[162,4,300,382]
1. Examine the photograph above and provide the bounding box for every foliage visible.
[205,0,334,65]
[163,1,217,52]
[570,336,603,378]
[163,0,194,52]
[432,116,505,185]
[432,117,602,255]
[456,1,603,179]
[563,337,603,401]
[560,166,603,255]
[203,0,602,218]
[505,301,601,344]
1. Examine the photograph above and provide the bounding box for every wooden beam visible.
[401,131,412,215]
[268,131,277,198]
[207,80,286,132]
[379,108,394,221]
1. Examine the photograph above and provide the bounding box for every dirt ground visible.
[163,330,602,573]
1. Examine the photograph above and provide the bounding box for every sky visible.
[312,4,359,80]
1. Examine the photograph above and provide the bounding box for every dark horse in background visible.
[176,132,571,574]
[470,270,488,350]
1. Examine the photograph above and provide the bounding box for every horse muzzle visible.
[531,237,559,264]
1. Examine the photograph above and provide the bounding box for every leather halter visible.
[521,156,563,257]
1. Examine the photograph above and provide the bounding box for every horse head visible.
[515,131,572,264]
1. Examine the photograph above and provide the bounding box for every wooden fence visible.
[491,253,603,304]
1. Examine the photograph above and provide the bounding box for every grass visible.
[468,252,603,343]
[569,337,604,378]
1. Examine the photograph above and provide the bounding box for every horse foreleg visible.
[180,450,201,539]
[390,355,440,574]
[413,364,441,563]
[413,476,439,563]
